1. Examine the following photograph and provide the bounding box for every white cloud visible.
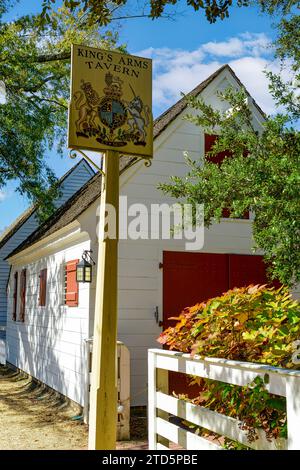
[229,56,293,115]
[152,60,222,108]
[202,33,272,58]
[228,57,272,115]
[136,33,289,117]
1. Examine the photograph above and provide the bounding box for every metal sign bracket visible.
[70,149,106,177]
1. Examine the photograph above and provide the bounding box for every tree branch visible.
[21,74,65,92]
[36,51,71,63]
[31,95,68,109]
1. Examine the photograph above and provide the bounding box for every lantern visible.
[76,250,95,283]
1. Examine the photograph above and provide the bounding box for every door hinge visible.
[154,306,164,328]
[154,306,159,324]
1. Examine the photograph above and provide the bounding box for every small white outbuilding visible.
[5,65,294,408]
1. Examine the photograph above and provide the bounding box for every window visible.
[39,268,47,307]
[19,268,27,322]
[64,260,79,307]
[12,271,18,321]
[205,133,232,166]
[204,134,249,220]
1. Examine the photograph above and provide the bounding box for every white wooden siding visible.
[116,73,256,405]
[0,160,94,334]
[114,68,300,406]
[6,240,91,406]
[70,70,269,406]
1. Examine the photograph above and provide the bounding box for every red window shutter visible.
[13,271,18,321]
[204,134,249,219]
[39,268,47,307]
[19,269,27,322]
[205,133,231,165]
[65,260,79,307]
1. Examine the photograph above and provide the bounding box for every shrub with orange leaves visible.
[158,284,300,368]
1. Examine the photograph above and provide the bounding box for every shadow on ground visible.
[0,365,149,450]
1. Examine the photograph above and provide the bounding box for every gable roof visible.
[0,158,95,251]
[6,64,265,259]
[5,156,132,259]
[7,171,102,258]
[153,64,265,139]
[153,64,227,138]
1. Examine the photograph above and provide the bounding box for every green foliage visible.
[41,0,125,27]
[40,0,299,25]
[148,3,300,288]
[158,284,299,444]
[191,376,287,445]
[276,14,300,68]
[158,86,300,286]
[0,0,15,18]
[267,13,300,121]
[0,5,121,216]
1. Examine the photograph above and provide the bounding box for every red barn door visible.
[229,254,280,289]
[162,251,274,396]
[163,251,229,330]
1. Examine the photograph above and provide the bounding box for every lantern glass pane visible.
[77,267,84,282]
[85,267,91,282]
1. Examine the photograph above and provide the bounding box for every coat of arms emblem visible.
[73,72,151,148]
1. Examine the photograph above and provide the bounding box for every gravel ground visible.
[0,365,148,450]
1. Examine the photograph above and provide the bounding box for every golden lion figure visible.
[73,80,101,134]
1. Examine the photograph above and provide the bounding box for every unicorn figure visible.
[126,85,151,144]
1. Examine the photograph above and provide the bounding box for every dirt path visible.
[0,365,148,450]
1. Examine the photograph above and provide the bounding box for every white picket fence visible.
[148,349,300,450]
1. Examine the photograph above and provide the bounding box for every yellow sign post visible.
[68,45,152,449]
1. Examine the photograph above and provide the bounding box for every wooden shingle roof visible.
[0,158,95,251]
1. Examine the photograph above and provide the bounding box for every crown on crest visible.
[103,72,123,98]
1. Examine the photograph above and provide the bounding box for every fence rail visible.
[148,349,300,450]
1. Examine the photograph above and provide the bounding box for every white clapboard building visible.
[0,158,95,345]
[5,65,297,407]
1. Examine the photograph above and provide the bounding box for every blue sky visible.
[0,0,281,232]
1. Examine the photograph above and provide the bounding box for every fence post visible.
[148,350,157,449]
[83,338,93,424]
[286,376,300,450]
[156,366,169,449]
[148,350,169,450]
[84,339,130,439]
[117,341,130,440]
